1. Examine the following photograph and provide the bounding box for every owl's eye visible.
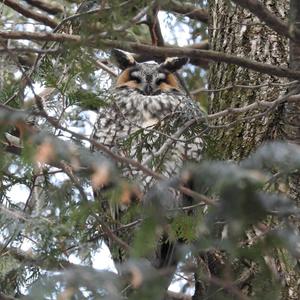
[155,78,165,85]
[130,74,141,83]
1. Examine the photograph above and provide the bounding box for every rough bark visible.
[202,1,300,299]
[279,2,300,297]
[208,0,288,160]
[282,0,300,204]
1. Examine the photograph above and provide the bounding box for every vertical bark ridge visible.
[282,0,300,204]
[208,0,289,160]
[203,1,300,299]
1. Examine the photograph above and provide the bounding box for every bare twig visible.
[191,81,298,95]
[207,91,300,120]
[114,5,151,33]
[179,186,215,206]
[0,203,53,225]
[143,119,199,165]
[95,60,117,77]
[59,161,88,203]
[92,213,131,252]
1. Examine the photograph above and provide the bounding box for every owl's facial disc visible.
[116,62,181,95]
[130,69,169,95]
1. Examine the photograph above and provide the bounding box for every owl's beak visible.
[143,84,153,95]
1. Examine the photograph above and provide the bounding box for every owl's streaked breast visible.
[92,86,204,188]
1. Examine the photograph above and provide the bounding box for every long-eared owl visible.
[93,49,204,187]
[91,49,205,266]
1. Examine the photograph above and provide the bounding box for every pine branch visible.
[0,244,80,271]
[0,102,215,207]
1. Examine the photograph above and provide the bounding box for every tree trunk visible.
[201,0,300,299]
[208,0,288,160]
[279,1,300,298]
[282,0,300,204]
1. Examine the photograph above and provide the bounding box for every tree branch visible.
[115,42,300,80]
[232,0,300,42]
[0,102,215,207]
[23,0,63,15]
[95,60,118,77]
[92,213,131,252]
[206,91,300,120]
[161,1,209,24]
[2,94,300,206]
[191,80,297,95]
[0,46,60,54]
[3,0,59,28]
[0,30,298,79]
[146,4,165,47]
[37,109,216,206]
[0,244,79,271]
[0,30,80,42]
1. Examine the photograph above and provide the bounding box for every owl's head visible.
[111,49,188,96]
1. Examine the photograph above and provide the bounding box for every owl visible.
[91,49,205,271]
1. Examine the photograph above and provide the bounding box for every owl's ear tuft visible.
[160,57,189,73]
[111,49,137,70]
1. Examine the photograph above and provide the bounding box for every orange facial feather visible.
[159,82,180,92]
[118,81,140,89]
[165,74,180,90]
[116,69,130,85]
